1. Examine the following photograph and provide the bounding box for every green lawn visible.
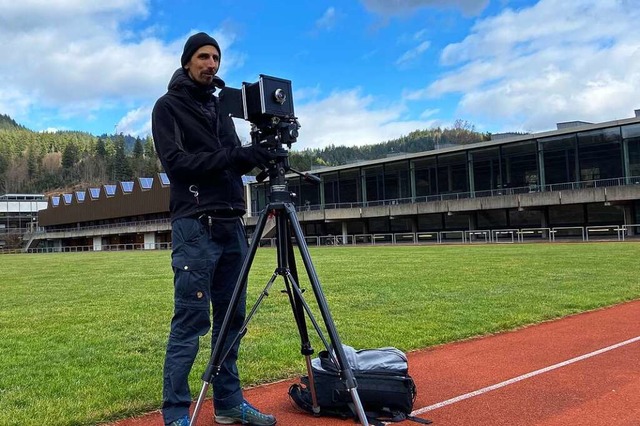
[1,243,639,425]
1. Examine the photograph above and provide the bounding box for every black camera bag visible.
[289,345,431,425]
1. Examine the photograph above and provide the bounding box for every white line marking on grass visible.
[411,335,640,417]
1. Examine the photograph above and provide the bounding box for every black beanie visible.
[181,32,221,67]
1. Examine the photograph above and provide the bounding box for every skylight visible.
[104,184,117,197]
[159,172,170,186]
[138,177,154,190]
[120,181,134,193]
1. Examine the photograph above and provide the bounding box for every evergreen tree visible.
[96,138,107,158]
[61,143,79,170]
[27,148,38,178]
[111,136,132,181]
[133,138,144,159]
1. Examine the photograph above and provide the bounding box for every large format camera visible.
[219,75,299,148]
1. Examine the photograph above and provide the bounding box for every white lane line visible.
[411,335,640,416]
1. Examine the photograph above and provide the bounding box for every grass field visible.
[1,243,639,425]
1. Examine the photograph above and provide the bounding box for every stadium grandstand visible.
[23,110,640,252]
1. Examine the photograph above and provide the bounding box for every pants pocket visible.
[171,258,211,309]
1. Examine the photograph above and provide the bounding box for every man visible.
[152,32,277,426]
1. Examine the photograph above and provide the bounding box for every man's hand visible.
[229,145,277,173]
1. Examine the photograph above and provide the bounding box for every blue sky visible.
[1,0,639,150]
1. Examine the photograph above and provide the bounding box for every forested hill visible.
[289,119,491,171]
[0,114,26,131]
[0,115,490,195]
[0,121,158,195]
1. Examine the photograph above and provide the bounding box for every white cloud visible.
[404,0,640,133]
[293,88,440,150]
[396,40,431,67]
[316,7,338,31]
[360,0,490,17]
[0,1,244,135]
[115,106,152,136]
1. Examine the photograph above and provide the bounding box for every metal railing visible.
[253,224,639,247]
[3,223,637,255]
[269,175,640,217]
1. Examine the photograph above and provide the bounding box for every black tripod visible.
[189,147,369,426]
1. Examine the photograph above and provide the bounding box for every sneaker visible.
[215,400,277,425]
[167,415,190,426]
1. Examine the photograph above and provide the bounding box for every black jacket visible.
[152,68,246,220]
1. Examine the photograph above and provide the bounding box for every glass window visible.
[89,188,101,199]
[622,123,640,139]
[540,134,577,185]
[51,196,60,207]
[501,140,538,188]
[288,177,301,208]
[138,177,154,190]
[251,183,269,213]
[437,153,468,194]
[322,173,339,206]
[413,157,437,197]
[120,181,134,193]
[577,127,622,181]
[159,173,171,186]
[470,147,501,192]
[623,124,640,177]
[384,161,410,200]
[104,185,117,197]
[75,191,86,203]
[338,170,360,204]
[364,165,384,202]
[63,194,72,204]
[300,179,320,207]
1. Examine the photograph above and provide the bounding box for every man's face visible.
[184,45,220,86]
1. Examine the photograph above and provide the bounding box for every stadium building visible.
[0,194,48,251]
[29,111,640,252]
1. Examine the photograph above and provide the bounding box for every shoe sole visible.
[214,415,276,426]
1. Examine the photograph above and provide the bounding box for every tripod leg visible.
[276,212,320,413]
[189,209,270,426]
[283,203,369,426]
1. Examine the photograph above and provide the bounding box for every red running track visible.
[111,300,640,426]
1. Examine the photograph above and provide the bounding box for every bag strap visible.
[405,414,433,424]
[346,403,385,426]
[369,407,433,425]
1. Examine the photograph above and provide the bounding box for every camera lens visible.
[273,88,286,104]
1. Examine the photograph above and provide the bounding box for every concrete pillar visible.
[622,204,634,236]
[93,236,102,251]
[541,207,550,239]
[468,212,477,230]
[144,232,156,249]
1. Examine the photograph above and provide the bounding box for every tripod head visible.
[252,122,321,204]
[218,74,320,202]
